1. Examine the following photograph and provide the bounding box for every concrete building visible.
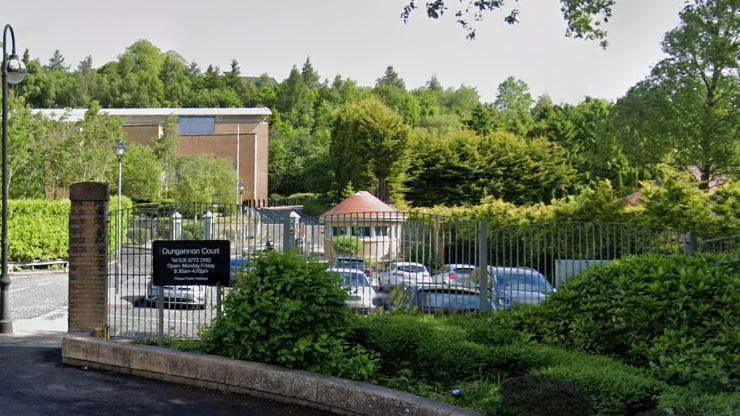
[33,108,271,201]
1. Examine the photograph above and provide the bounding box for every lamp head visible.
[114,139,126,159]
[238,181,245,193]
[4,54,26,84]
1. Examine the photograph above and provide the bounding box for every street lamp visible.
[114,139,125,293]
[0,24,26,334]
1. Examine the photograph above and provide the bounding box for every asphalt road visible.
[9,270,68,321]
[0,336,330,416]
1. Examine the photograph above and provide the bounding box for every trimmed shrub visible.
[496,374,593,416]
[332,235,363,256]
[520,255,739,392]
[657,388,740,416]
[199,251,377,380]
[535,353,665,416]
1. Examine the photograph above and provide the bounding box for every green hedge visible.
[5,196,132,262]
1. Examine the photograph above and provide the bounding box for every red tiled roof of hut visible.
[320,191,396,217]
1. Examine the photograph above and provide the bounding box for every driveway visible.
[0,335,331,416]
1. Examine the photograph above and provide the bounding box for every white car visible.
[379,262,433,286]
[434,263,478,286]
[326,267,377,313]
[146,281,207,309]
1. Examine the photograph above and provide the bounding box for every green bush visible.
[7,199,70,262]
[495,374,593,416]
[657,388,740,416]
[535,353,665,416]
[199,251,377,380]
[121,144,161,202]
[301,198,330,217]
[172,155,237,205]
[332,235,363,256]
[519,255,739,392]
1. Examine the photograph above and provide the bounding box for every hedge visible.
[3,196,132,262]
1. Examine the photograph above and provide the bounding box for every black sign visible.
[152,240,230,286]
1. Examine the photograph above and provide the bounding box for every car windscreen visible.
[495,270,553,293]
[416,291,479,311]
[335,259,365,269]
[338,272,369,287]
[453,267,476,277]
[397,265,426,273]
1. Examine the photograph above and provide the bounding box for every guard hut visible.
[320,191,405,263]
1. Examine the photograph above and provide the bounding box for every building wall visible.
[120,116,269,200]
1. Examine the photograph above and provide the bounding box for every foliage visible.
[332,235,363,257]
[495,375,593,416]
[172,155,237,205]
[151,115,178,194]
[199,251,377,380]
[401,0,615,47]
[657,388,740,416]
[121,144,161,202]
[516,255,739,393]
[330,97,410,203]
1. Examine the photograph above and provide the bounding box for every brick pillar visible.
[68,182,109,336]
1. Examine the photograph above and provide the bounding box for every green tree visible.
[611,0,739,185]
[330,98,410,203]
[467,103,494,135]
[45,49,68,71]
[494,76,533,136]
[173,155,237,205]
[121,144,161,202]
[151,115,178,195]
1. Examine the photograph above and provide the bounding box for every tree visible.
[467,104,494,135]
[151,116,178,195]
[301,57,321,90]
[173,155,237,205]
[494,76,533,135]
[330,98,410,203]
[611,0,739,186]
[121,144,161,202]
[45,49,68,71]
[401,0,616,47]
[376,66,405,90]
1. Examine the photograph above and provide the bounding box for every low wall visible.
[62,335,477,416]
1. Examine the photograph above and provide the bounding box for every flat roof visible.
[32,107,272,122]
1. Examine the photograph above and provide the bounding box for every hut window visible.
[374,226,389,237]
[351,226,371,237]
[332,226,348,236]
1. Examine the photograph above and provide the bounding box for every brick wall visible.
[68,182,109,336]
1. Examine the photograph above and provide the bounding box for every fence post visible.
[283,214,293,252]
[68,182,109,337]
[686,231,697,255]
[203,210,214,240]
[170,211,182,240]
[478,221,490,312]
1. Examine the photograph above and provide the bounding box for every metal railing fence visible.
[107,203,689,339]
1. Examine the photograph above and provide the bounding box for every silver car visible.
[145,281,207,309]
[326,267,377,313]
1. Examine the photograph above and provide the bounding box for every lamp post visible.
[114,139,125,293]
[237,180,245,255]
[0,24,26,334]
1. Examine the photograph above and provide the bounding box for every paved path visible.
[0,335,331,416]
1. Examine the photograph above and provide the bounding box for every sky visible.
[3,0,685,104]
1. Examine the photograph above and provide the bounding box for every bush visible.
[535,353,665,416]
[121,144,161,202]
[657,388,740,416]
[495,374,593,416]
[199,251,377,380]
[301,198,330,217]
[520,255,739,392]
[332,235,363,256]
[172,155,237,205]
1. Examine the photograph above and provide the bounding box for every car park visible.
[326,267,377,313]
[435,263,478,286]
[145,281,207,308]
[333,256,375,285]
[372,284,495,314]
[490,267,554,308]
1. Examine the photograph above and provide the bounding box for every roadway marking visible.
[9,287,30,293]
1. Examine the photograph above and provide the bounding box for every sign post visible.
[152,240,230,345]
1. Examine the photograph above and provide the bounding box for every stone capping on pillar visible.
[68,182,110,337]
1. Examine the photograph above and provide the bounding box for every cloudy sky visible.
[4,0,684,103]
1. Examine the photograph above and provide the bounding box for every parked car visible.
[326,267,377,313]
[145,281,207,309]
[378,262,433,286]
[373,284,495,314]
[490,267,554,308]
[333,256,375,284]
[435,263,478,286]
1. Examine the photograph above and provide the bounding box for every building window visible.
[332,226,348,237]
[374,226,389,237]
[351,226,371,237]
[179,117,215,136]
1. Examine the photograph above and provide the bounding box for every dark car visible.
[373,284,496,314]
